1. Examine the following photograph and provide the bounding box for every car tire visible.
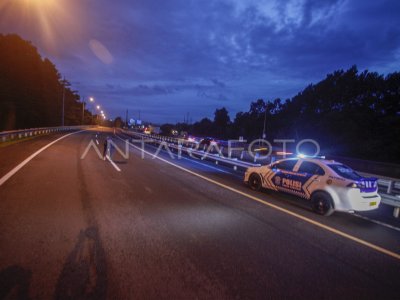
[311,191,334,216]
[248,174,262,191]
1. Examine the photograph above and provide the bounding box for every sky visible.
[1,0,399,123]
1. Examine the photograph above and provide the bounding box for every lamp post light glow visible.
[82,96,95,125]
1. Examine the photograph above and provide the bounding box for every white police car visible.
[244,156,381,216]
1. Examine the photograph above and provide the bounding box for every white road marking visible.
[96,139,99,145]
[0,130,86,187]
[116,135,400,261]
[106,156,121,172]
[145,186,153,193]
[353,213,400,232]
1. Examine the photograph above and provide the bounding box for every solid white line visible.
[106,156,121,172]
[116,135,400,261]
[0,130,86,187]
[183,157,233,174]
[353,213,400,232]
[148,143,235,175]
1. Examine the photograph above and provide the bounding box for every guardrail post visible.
[394,207,400,218]
[387,181,394,194]
[254,152,259,163]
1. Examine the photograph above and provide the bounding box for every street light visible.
[82,96,95,125]
[60,77,67,126]
[262,109,267,139]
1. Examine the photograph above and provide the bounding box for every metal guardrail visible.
[0,126,92,143]
[122,129,400,218]
[377,180,400,217]
[121,130,259,170]
[380,194,400,218]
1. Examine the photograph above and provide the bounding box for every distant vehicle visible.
[199,137,218,147]
[143,125,160,135]
[244,156,381,216]
[185,135,198,143]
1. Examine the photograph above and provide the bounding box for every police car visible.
[244,156,381,216]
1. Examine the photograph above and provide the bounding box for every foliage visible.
[0,34,93,130]
[163,66,400,163]
[114,117,124,128]
[160,123,175,136]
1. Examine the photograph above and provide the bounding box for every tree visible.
[160,123,174,136]
[192,118,213,136]
[114,117,124,128]
[0,34,92,130]
[214,107,231,138]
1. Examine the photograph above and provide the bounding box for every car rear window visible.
[298,161,325,175]
[328,164,362,180]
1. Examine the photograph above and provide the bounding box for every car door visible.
[268,159,300,195]
[295,161,326,199]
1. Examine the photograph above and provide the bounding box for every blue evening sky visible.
[1,0,399,123]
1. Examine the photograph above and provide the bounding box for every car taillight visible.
[347,180,378,192]
[347,182,359,188]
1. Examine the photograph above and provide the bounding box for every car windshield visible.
[328,164,362,181]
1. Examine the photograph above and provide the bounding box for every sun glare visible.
[0,0,85,55]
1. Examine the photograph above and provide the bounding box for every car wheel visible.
[249,174,262,191]
[311,192,334,216]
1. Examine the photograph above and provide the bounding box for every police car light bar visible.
[276,151,293,155]
[297,153,326,159]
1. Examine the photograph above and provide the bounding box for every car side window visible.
[274,159,298,171]
[298,161,325,176]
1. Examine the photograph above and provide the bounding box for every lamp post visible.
[262,109,267,139]
[82,97,94,125]
[81,101,85,125]
[61,77,66,126]
[88,97,94,124]
[96,105,101,125]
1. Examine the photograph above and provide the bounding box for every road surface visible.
[0,128,399,299]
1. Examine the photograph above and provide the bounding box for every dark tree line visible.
[0,34,94,131]
[166,66,400,163]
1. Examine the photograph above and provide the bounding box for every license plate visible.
[369,202,377,206]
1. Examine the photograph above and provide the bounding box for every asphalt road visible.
[0,128,399,299]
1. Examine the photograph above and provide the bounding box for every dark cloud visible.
[1,0,399,122]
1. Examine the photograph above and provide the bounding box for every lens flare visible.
[89,39,114,65]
